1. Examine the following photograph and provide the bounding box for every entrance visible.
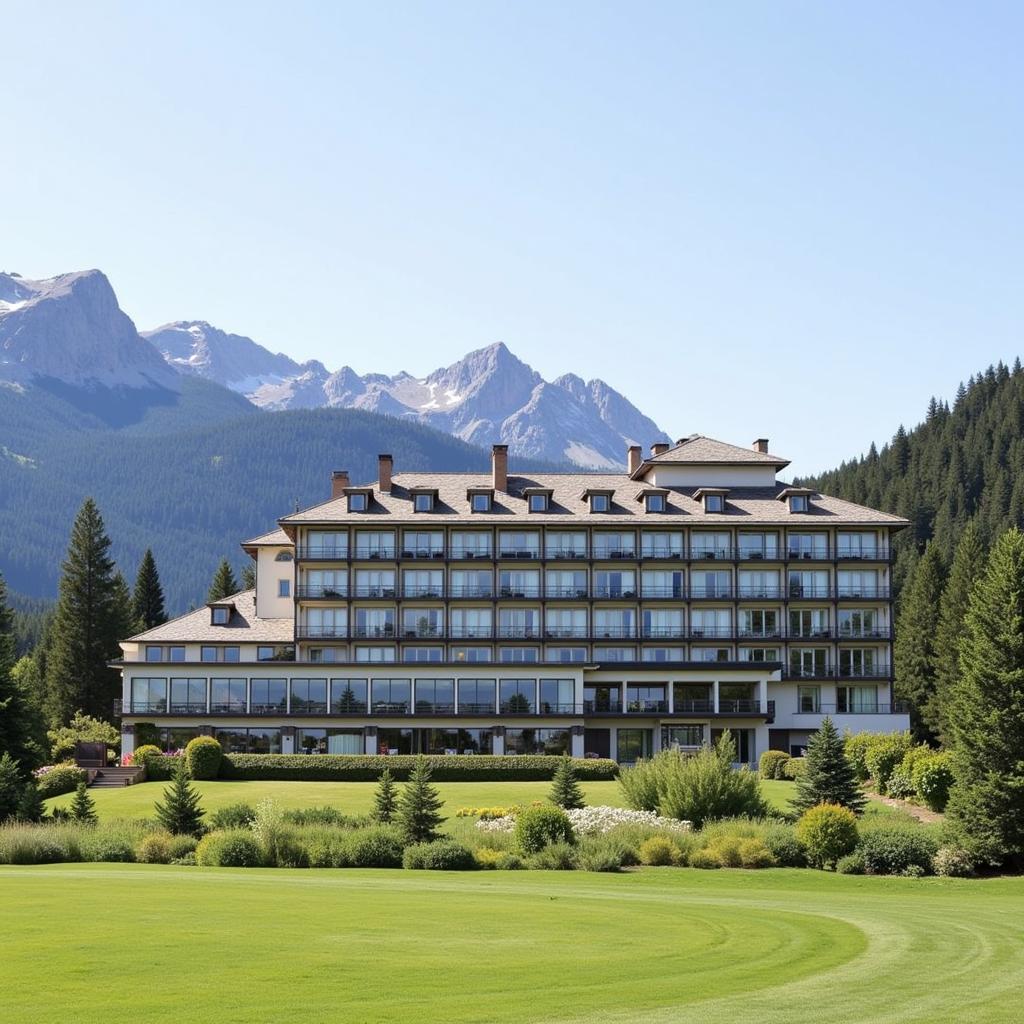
[583,728,611,759]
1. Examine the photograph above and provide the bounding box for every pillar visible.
[570,725,584,758]
[712,679,720,714]
[492,726,505,756]
[758,677,768,714]
[364,726,378,755]
[121,722,135,757]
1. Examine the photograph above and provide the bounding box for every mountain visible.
[145,319,669,467]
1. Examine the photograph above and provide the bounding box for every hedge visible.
[36,764,86,800]
[218,754,619,782]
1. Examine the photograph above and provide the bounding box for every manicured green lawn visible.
[2,863,1020,1023]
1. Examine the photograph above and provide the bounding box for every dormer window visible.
[348,493,368,512]
[646,494,665,513]
[274,551,293,562]
[470,493,491,513]
[705,494,725,513]
[777,487,813,514]
[590,493,610,513]
[790,495,809,513]
[211,607,230,626]
[413,493,434,513]
[528,494,548,513]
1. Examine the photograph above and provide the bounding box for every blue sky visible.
[3,2,1021,476]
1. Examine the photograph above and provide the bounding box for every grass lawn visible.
[2,863,1020,1024]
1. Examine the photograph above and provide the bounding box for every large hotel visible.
[117,435,909,764]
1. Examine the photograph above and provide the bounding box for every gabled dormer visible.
[634,487,669,513]
[409,487,439,513]
[208,601,234,626]
[581,487,615,514]
[523,486,553,513]
[344,487,373,513]
[466,487,494,513]
[693,487,729,514]
[778,487,814,514]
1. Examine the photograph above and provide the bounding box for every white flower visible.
[473,805,691,836]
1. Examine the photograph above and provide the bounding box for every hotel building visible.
[116,436,909,764]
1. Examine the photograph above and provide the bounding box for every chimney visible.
[627,445,642,474]
[331,470,350,499]
[491,444,508,492]
[378,454,393,493]
[753,438,769,454]
[651,442,670,456]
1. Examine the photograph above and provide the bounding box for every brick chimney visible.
[753,438,769,454]
[627,445,642,474]
[491,444,508,492]
[651,442,670,456]
[378,454,393,493]
[331,470,350,499]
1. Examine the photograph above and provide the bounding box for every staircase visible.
[88,766,145,788]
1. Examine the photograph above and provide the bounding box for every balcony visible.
[717,698,762,715]
[498,586,542,599]
[497,548,540,560]
[449,585,493,598]
[402,585,444,599]
[545,585,590,599]
[296,625,351,639]
[736,586,784,599]
[352,547,397,561]
[496,627,542,639]
[583,699,623,714]
[401,626,444,639]
[794,701,909,715]
[592,546,637,560]
[399,548,446,560]
[641,585,685,599]
[625,699,669,714]
[640,547,685,561]
[641,626,687,639]
[545,547,588,560]
[689,586,733,600]
[296,545,349,561]
[836,587,892,600]
[672,698,714,713]
[449,546,493,560]
[690,546,733,561]
[785,548,832,562]
[544,627,589,639]
[837,664,893,679]
[736,546,781,561]
[351,585,397,599]
[835,546,892,561]
[296,585,348,599]
[352,625,396,639]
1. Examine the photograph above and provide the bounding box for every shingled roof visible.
[642,434,791,468]
[126,590,294,644]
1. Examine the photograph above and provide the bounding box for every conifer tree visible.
[549,754,585,809]
[16,780,44,823]
[395,756,445,844]
[0,752,24,822]
[153,759,206,836]
[43,499,123,726]
[70,780,98,824]
[932,522,986,743]
[792,717,866,814]
[208,559,239,602]
[894,543,945,742]
[945,529,1024,868]
[241,562,256,591]
[132,549,167,629]
[0,573,43,769]
[372,767,398,823]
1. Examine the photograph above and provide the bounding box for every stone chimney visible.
[651,442,670,456]
[491,444,508,492]
[627,445,642,474]
[753,438,769,454]
[331,470,350,499]
[378,454,393,493]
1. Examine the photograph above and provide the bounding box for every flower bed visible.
[475,805,691,835]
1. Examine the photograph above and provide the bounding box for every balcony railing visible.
[402,585,444,598]
[794,701,909,715]
[449,546,493,560]
[592,546,637,559]
[449,585,494,598]
[545,585,591,599]
[296,585,348,599]
[837,664,893,678]
[583,699,623,714]
[717,698,762,714]
[497,548,540,560]
[641,547,685,560]
[352,547,397,560]
[498,586,542,599]
[398,547,445,560]
[689,586,733,599]
[785,665,893,680]
[625,699,669,714]
[297,626,350,639]
[690,546,733,560]
[545,547,588,560]
[671,698,714,713]
[592,586,638,599]
[296,545,349,560]
[351,585,397,598]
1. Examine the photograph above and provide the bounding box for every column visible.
[712,679,720,714]
[492,726,505,756]
[121,722,135,757]
[667,679,674,715]
[281,726,295,755]
[759,677,769,714]
[570,725,584,758]
[364,726,378,755]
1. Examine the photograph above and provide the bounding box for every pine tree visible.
[43,499,124,726]
[70,780,97,824]
[894,542,945,742]
[932,522,986,743]
[945,529,1024,868]
[241,562,256,591]
[792,717,866,814]
[395,756,445,844]
[208,559,239,602]
[372,767,398,823]
[111,571,139,639]
[549,754,585,809]
[132,549,167,629]
[0,752,24,822]
[0,573,43,770]
[16,780,44,822]
[153,759,206,836]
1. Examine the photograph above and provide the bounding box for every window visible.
[451,608,492,638]
[309,647,346,664]
[403,647,444,663]
[594,570,636,598]
[797,686,821,713]
[789,648,828,678]
[663,725,704,748]
[290,678,328,713]
[590,493,610,513]
[215,727,282,755]
[305,530,348,558]
[789,608,830,637]
[348,493,367,512]
[738,532,778,559]
[201,646,217,663]
[692,647,730,662]
[451,646,493,663]
[787,533,828,559]
[545,532,587,558]
[423,728,493,755]
[402,608,443,637]
[458,678,495,714]
[274,551,293,562]
[594,608,635,638]
[837,532,880,558]
[789,495,809,512]
[837,685,878,713]
[539,678,574,713]
[528,494,548,513]
[838,609,878,638]
[839,648,878,677]
[209,678,246,714]
[211,607,230,626]
[249,678,287,713]
[837,571,880,598]
[738,570,780,598]
[505,728,569,755]
[544,647,587,663]
[499,647,539,663]
[641,647,686,663]
[616,729,652,762]
[499,570,541,597]
[545,608,586,639]
[738,647,779,663]
[169,646,186,662]
[497,531,540,557]
[498,607,541,638]
[278,579,291,598]
[470,493,491,513]
[415,678,454,713]
[354,608,394,638]
[131,677,166,712]
[376,728,414,755]
[402,531,444,557]
[330,678,368,713]
[257,644,294,662]
[642,608,684,638]
[145,646,162,663]
[738,609,778,638]
[645,494,665,513]
[788,570,829,598]
[354,530,395,559]
[704,494,725,513]
[691,607,730,638]
[223,647,240,663]
[450,570,491,598]
[413,493,434,513]
[593,646,635,661]
[371,678,411,713]
[354,646,396,663]
[354,569,395,598]
[691,532,731,559]
[641,531,684,558]
[545,569,587,598]
[451,531,492,558]
[593,531,636,558]
[500,678,536,713]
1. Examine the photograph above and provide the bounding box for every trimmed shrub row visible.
[35,764,86,800]
[219,754,618,782]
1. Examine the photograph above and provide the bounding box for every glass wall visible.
[215,728,282,754]
[330,678,368,713]
[504,728,570,755]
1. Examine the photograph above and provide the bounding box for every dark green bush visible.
[403,840,477,870]
[782,757,806,780]
[36,764,85,800]
[496,852,524,870]
[865,733,913,794]
[282,807,364,828]
[857,827,938,876]
[81,831,136,863]
[220,754,618,782]
[345,826,404,868]
[913,754,955,813]
[575,834,628,872]
[758,750,791,780]
[184,736,223,780]
[527,842,577,870]
[514,805,575,854]
[763,823,808,867]
[843,732,878,783]
[796,804,858,869]
[209,803,257,830]
[836,851,866,875]
[195,829,263,867]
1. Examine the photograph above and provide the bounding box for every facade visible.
[116,435,910,764]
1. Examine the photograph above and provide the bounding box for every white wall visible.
[647,465,778,488]
[255,546,295,619]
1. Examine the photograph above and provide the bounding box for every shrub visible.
[758,750,791,780]
[372,768,398,823]
[132,745,164,775]
[639,835,679,866]
[763,823,807,868]
[565,805,691,836]
[857,826,938,876]
[527,842,577,870]
[210,803,257,830]
[514,805,575,854]
[136,831,174,864]
[836,851,866,875]
[184,736,222,780]
[195,829,263,867]
[865,732,913,794]
[933,846,975,878]
[844,732,878,783]
[792,717,865,814]
[575,834,628,872]
[737,837,775,868]
[549,755,585,809]
[689,847,723,869]
[306,829,350,868]
[403,840,477,871]
[913,753,956,812]
[0,824,69,864]
[496,852,524,870]
[153,761,205,836]
[473,846,505,869]
[782,757,806,780]
[250,799,308,866]
[888,745,936,801]
[81,828,136,863]
[219,754,618,782]
[35,763,85,800]
[47,711,120,762]
[282,807,364,828]
[69,782,97,824]
[796,804,859,869]
[345,826,404,868]
[396,757,445,845]
[168,833,198,860]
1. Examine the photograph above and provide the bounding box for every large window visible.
[642,570,684,598]
[788,570,830,599]
[354,570,396,598]
[402,569,443,598]
[738,571,780,598]
[451,608,492,638]
[738,532,778,559]
[789,648,828,678]
[797,686,821,713]
[354,530,396,559]
[131,677,166,713]
[376,728,414,755]
[415,678,455,714]
[497,531,540,558]
[544,646,587,663]
[169,677,206,713]
[301,569,347,598]
[330,678,368,713]
[451,531,492,558]
[839,649,878,677]
[423,728,493,754]
[787,533,829,559]
[401,531,444,557]
[838,608,879,637]
[691,570,731,599]
[215,728,282,754]
[354,646,396,663]
[302,607,347,639]
[305,531,348,558]
[789,608,830,638]
[641,531,683,558]
[210,677,246,713]
[616,729,652,763]
[371,678,411,713]
[593,570,636,598]
[505,728,570,755]
[498,647,539,663]
[451,646,492,663]
[837,532,880,558]
[450,570,492,598]
[498,608,541,638]
[738,609,778,638]
[837,685,878,713]
[457,678,495,714]
[250,678,287,714]
[594,608,635,638]
[691,607,730,638]
[837,571,880,598]
[691,532,731,559]
[135,724,200,752]
[663,725,704,748]
[402,608,444,638]
[642,608,684,638]
[539,678,575,713]
[403,647,444,663]
[545,532,587,558]
[354,608,395,638]
[290,678,328,714]
[626,684,666,712]
[593,531,636,558]
[499,570,541,598]
[641,647,686,662]
[296,728,363,755]
[545,608,587,639]
[500,678,536,714]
